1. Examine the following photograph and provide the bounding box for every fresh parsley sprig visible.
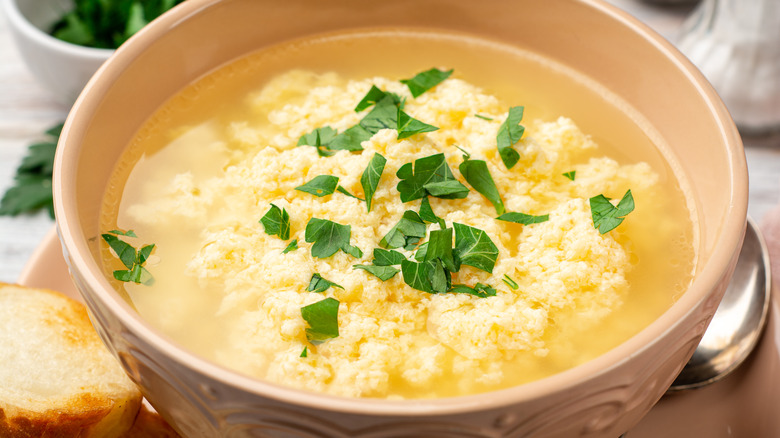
[305,218,363,258]
[301,297,340,345]
[260,204,291,240]
[0,123,62,218]
[590,190,635,234]
[459,159,505,215]
[396,153,469,202]
[497,106,525,169]
[379,211,427,250]
[101,229,155,285]
[360,153,386,212]
[400,68,453,97]
[307,273,344,293]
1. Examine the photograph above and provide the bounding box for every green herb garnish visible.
[359,94,401,134]
[354,86,402,112]
[305,218,363,258]
[379,211,427,250]
[453,223,498,273]
[400,68,453,97]
[372,248,407,266]
[459,159,505,215]
[101,230,155,285]
[301,297,340,345]
[496,106,525,169]
[474,114,494,121]
[307,273,344,293]
[260,204,291,240]
[353,264,400,281]
[0,123,62,218]
[282,239,298,254]
[360,153,386,212]
[502,274,519,290]
[496,212,549,225]
[449,283,497,298]
[50,0,184,49]
[396,153,469,202]
[300,346,308,357]
[400,259,437,293]
[336,186,364,201]
[419,196,445,228]
[397,107,439,139]
[563,170,576,181]
[297,126,339,157]
[590,190,635,234]
[423,227,458,273]
[295,175,340,197]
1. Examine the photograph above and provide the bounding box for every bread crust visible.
[0,283,143,437]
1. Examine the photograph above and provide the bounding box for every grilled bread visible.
[0,283,143,437]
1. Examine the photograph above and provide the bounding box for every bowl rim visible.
[53,0,748,416]
[1,0,114,59]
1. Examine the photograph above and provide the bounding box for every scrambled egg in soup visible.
[102,57,694,399]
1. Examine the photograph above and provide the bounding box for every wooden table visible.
[1,0,779,283]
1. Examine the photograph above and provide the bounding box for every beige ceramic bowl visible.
[52,0,748,436]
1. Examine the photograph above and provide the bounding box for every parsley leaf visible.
[101,230,155,285]
[496,212,549,225]
[305,218,363,258]
[474,114,494,121]
[300,346,308,357]
[301,297,340,345]
[260,204,291,240]
[360,153,386,212]
[453,223,498,273]
[397,107,439,139]
[355,86,402,112]
[502,274,519,290]
[496,106,525,169]
[563,170,576,181]
[0,122,63,218]
[336,186,364,201]
[400,68,453,97]
[419,196,445,228]
[372,248,407,266]
[379,210,427,250]
[282,239,298,254]
[295,175,340,197]
[400,259,435,293]
[326,125,370,152]
[459,159,505,215]
[353,264,400,281]
[396,153,469,202]
[307,273,344,293]
[424,227,458,273]
[590,190,635,234]
[449,283,497,298]
[359,94,400,134]
[297,126,338,157]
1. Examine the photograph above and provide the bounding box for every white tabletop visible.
[1,0,779,284]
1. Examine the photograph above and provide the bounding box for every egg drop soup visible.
[99,30,696,399]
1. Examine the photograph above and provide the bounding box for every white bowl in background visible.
[2,0,113,104]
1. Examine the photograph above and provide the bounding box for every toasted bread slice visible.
[0,283,143,437]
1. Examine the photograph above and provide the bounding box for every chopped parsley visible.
[295,175,340,197]
[282,239,298,254]
[305,218,363,258]
[353,264,400,281]
[300,346,308,357]
[354,85,402,112]
[563,170,576,181]
[307,273,344,293]
[301,297,340,345]
[496,106,525,169]
[502,274,519,290]
[335,186,364,201]
[297,126,339,157]
[474,114,494,121]
[101,230,155,285]
[496,212,549,225]
[360,153,386,212]
[590,190,635,234]
[400,68,453,97]
[453,222,498,273]
[418,196,445,228]
[449,283,497,298]
[459,159,505,215]
[379,210,427,250]
[372,248,407,266]
[260,204,291,240]
[397,106,439,139]
[396,153,469,202]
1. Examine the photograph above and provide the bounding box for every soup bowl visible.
[52,0,747,436]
